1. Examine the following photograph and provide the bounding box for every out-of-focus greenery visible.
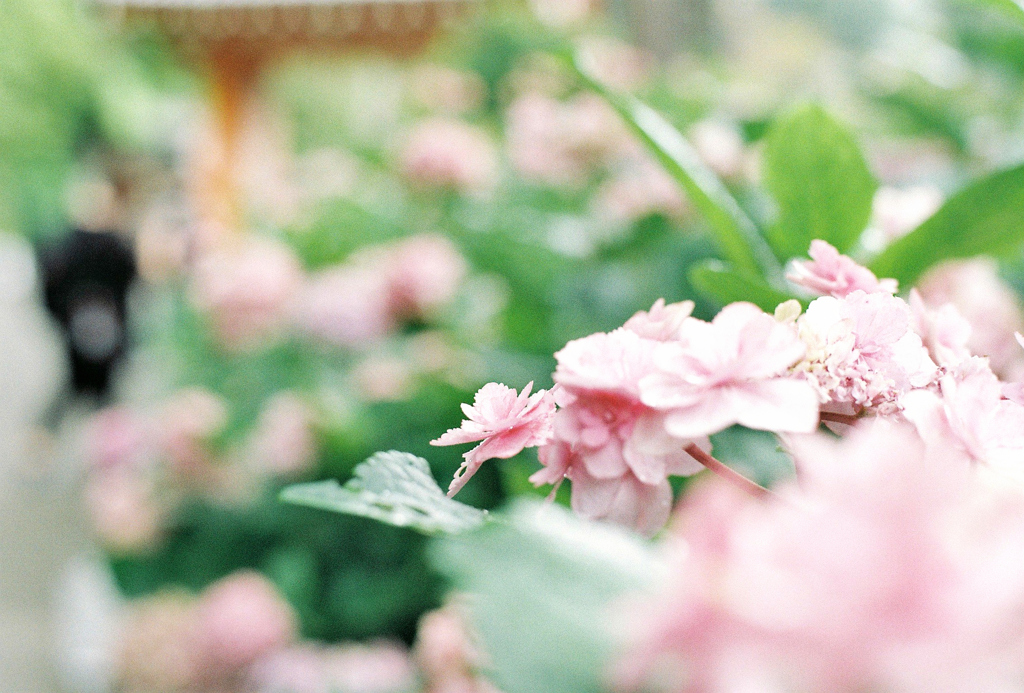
[0,0,179,239]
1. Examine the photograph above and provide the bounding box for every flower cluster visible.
[618,421,1024,693]
[189,233,467,353]
[434,240,1024,536]
[84,387,318,552]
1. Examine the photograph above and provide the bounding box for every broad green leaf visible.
[709,426,795,487]
[763,104,877,259]
[280,451,487,536]
[569,52,783,284]
[869,163,1024,288]
[976,0,1024,28]
[690,260,798,313]
[432,500,663,693]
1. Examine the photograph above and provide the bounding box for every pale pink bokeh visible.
[401,118,498,196]
[190,237,305,351]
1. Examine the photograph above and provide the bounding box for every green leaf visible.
[432,500,663,693]
[976,0,1024,28]
[280,451,487,536]
[869,163,1024,288]
[763,104,877,259]
[689,260,798,312]
[568,52,783,284]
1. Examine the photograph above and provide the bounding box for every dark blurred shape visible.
[40,229,136,399]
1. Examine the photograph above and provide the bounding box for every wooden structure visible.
[98,0,476,239]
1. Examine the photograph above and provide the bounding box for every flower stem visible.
[818,411,860,426]
[684,444,773,500]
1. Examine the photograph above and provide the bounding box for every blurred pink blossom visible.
[401,118,498,196]
[382,234,468,320]
[432,381,558,496]
[506,93,630,188]
[916,258,1024,380]
[594,158,689,224]
[293,264,394,348]
[416,602,501,693]
[640,302,820,438]
[85,469,162,553]
[788,240,898,298]
[352,355,416,402]
[86,406,150,472]
[576,36,652,91]
[322,641,416,693]
[158,387,229,480]
[118,591,201,693]
[194,571,297,677]
[620,421,1024,693]
[248,392,318,477]
[190,237,305,351]
[248,646,330,693]
[294,234,466,349]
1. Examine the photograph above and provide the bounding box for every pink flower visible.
[322,641,416,693]
[118,592,202,693]
[902,357,1024,472]
[194,571,296,676]
[621,421,1024,693]
[401,118,498,196]
[593,157,689,224]
[639,302,820,438]
[795,291,936,414]
[382,234,468,320]
[908,289,972,369]
[158,387,228,479]
[622,299,695,342]
[432,382,558,496]
[533,328,708,536]
[85,469,162,553]
[248,392,318,477]
[190,237,304,350]
[788,240,898,298]
[86,406,150,471]
[292,264,394,348]
[915,258,1024,380]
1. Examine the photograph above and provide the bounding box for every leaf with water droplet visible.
[280,451,488,535]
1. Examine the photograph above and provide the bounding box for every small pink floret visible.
[788,239,898,298]
[431,382,557,496]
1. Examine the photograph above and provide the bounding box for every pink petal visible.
[731,379,820,434]
[662,390,740,439]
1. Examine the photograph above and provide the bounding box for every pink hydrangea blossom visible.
[118,591,202,693]
[593,158,689,224]
[432,382,558,497]
[194,571,297,676]
[400,118,498,196]
[788,240,898,298]
[795,290,936,414]
[639,302,820,438]
[622,299,695,342]
[190,237,304,350]
[86,406,151,472]
[620,421,1024,693]
[915,258,1024,380]
[902,357,1024,477]
[415,601,499,693]
[380,234,468,320]
[85,469,162,553]
[157,387,229,480]
[533,328,708,536]
[248,392,318,477]
[292,264,394,348]
[322,641,417,693]
[908,289,973,369]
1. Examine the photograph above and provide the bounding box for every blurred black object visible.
[39,228,136,399]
